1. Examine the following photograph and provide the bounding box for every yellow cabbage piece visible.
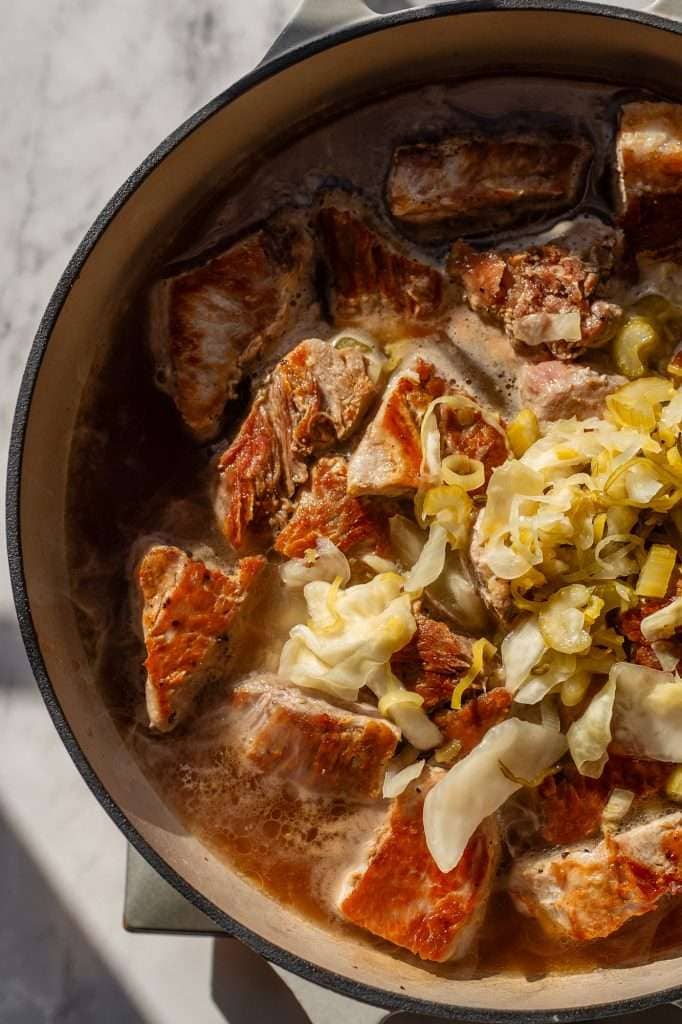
[538,585,600,655]
[279,573,412,698]
[515,652,577,705]
[278,572,439,749]
[477,380,682,598]
[566,677,616,778]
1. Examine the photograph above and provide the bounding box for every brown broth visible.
[66,72,682,978]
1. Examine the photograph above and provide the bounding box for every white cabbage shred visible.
[501,616,547,695]
[567,677,616,778]
[602,787,634,830]
[382,758,425,799]
[389,514,487,631]
[278,572,440,750]
[280,537,351,588]
[610,661,682,762]
[641,597,682,641]
[276,371,682,865]
[512,310,582,346]
[423,720,567,872]
[403,522,449,593]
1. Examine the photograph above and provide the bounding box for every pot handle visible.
[263,0,680,63]
[262,0,383,63]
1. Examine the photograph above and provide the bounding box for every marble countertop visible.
[0,1,679,1022]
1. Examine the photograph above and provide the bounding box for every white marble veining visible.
[1,1,681,1022]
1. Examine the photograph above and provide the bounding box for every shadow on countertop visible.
[0,799,147,1024]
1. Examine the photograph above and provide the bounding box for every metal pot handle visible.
[263,0,679,63]
[263,0,383,62]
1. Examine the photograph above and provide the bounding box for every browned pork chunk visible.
[274,455,388,559]
[226,676,400,801]
[616,102,682,252]
[391,614,473,711]
[432,689,512,758]
[537,757,671,847]
[317,200,446,339]
[138,545,265,731]
[509,811,682,942]
[215,339,377,549]
[150,218,313,441]
[347,353,508,497]
[518,360,626,423]
[387,136,590,227]
[338,768,500,961]
[449,241,622,360]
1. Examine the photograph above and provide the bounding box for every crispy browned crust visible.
[387,136,590,226]
[274,456,388,559]
[138,545,265,731]
[318,202,446,338]
[230,680,399,801]
[616,102,682,252]
[215,339,377,550]
[449,241,621,360]
[537,757,672,847]
[511,814,682,942]
[391,614,472,712]
[348,357,508,497]
[339,771,499,962]
[150,217,313,441]
[432,689,512,758]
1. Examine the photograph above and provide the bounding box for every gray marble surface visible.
[0,1,680,1022]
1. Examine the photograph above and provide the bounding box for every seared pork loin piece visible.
[518,360,627,423]
[215,338,377,550]
[227,676,399,801]
[338,768,500,962]
[387,135,590,228]
[347,353,508,497]
[317,200,447,339]
[469,509,512,625]
[391,614,473,712]
[537,757,672,847]
[510,811,682,942]
[616,102,682,252]
[137,545,265,732]
[449,240,622,360]
[274,455,388,559]
[150,217,313,442]
[432,689,512,758]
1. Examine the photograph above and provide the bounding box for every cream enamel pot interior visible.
[8,2,682,1019]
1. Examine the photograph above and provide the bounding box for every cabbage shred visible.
[277,363,682,873]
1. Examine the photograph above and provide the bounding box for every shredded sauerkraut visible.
[278,365,682,865]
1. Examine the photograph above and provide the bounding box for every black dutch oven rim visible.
[7,2,682,1019]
